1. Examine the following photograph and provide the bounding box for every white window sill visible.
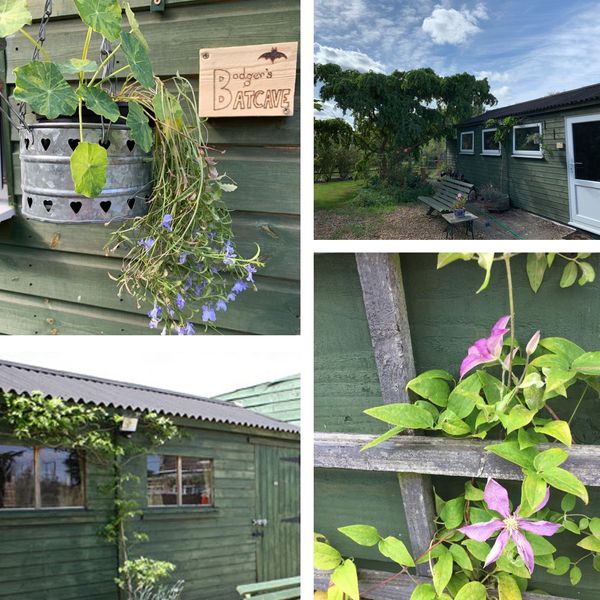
[0,199,15,223]
[481,152,501,157]
[459,151,474,155]
[511,154,544,159]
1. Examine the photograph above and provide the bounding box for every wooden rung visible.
[237,577,301,595]
[314,433,600,486]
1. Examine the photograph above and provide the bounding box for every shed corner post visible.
[355,252,436,576]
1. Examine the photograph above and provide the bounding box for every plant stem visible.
[96,65,130,86]
[503,253,516,384]
[80,27,93,86]
[569,384,589,425]
[19,29,51,61]
[88,43,122,86]
[78,98,84,140]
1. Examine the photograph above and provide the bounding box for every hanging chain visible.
[99,37,116,142]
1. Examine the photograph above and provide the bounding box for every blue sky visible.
[315,0,600,119]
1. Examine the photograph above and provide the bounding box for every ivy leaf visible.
[571,352,600,376]
[126,100,153,153]
[432,549,453,597]
[454,581,487,600]
[0,0,32,37]
[121,31,155,89]
[73,0,122,42]
[577,535,600,552]
[338,524,380,547]
[70,142,108,198]
[476,253,494,293]
[560,261,578,288]
[534,420,572,447]
[526,253,547,293]
[58,59,98,75]
[331,559,359,600]
[13,62,79,120]
[497,572,522,600]
[378,536,415,567]
[77,85,120,123]
[314,541,342,570]
[364,403,434,429]
[541,466,588,504]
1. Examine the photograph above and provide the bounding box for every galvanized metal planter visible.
[19,123,153,224]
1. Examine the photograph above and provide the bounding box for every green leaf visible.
[542,367,575,397]
[521,471,547,517]
[440,497,465,530]
[314,541,342,570]
[463,539,490,562]
[126,100,153,153]
[378,536,415,567]
[533,448,569,472]
[121,31,154,88]
[73,0,122,41]
[541,466,588,504]
[577,535,600,552]
[338,524,380,547]
[589,517,600,537]
[561,494,577,512]
[331,559,359,600]
[360,426,403,451]
[454,581,487,600]
[476,253,494,293]
[218,182,238,193]
[497,572,522,600]
[0,0,32,37]
[569,565,582,585]
[485,440,537,470]
[579,517,589,530]
[530,353,570,370]
[578,261,596,285]
[410,583,437,600]
[58,58,98,75]
[548,556,571,576]
[447,373,482,419]
[477,371,503,404]
[547,252,556,267]
[77,85,120,123]
[123,1,149,49]
[562,519,580,534]
[464,481,484,501]
[534,420,572,447]
[327,584,343,600]
[432,549,453,597]
[518,427,546,450]
[364,403,434,429]
[526,253,547,293]
[449,544,473,571]
[571,352,600,376]
[437,253,473,269]
[502,405,536,435]
[440,416,472,436]
[407,370,453,407]
[560,261,577,288]
[13,62,79,120]
[522,530,556,556]
[70,142,108,198]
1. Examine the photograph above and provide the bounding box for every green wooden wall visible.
[449,102,600,225]
[0,419,300,600]
[217,374,301,425]
[0,0,300,335]
[314,253,600,598]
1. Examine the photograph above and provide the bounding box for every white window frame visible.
[0,120,14,222]
[481,128,501,156]
[512,123,543,158]
[459,131,475,155]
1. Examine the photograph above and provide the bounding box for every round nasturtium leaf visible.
[13,62,79,120]
[121,31,155,89]
[126,100,153,152]
[58,59,99,75]
[0,0,32,37]
[73,0,122,42]
[70,142,108,198]
[77,85,120,123]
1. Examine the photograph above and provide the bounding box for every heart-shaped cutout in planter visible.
[43,199,53,212]
[68,138,80,152]
[99,139,111,150]
[24,138,30,150]
[70,201,82,214]
[100,201,112,213]
[26,197,33,208]
[126,140,136,152]
[127,198,136,209]
[41,138,51,151]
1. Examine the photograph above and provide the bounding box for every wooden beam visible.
[314,569,575,600]
[355,253,436,576]
[314,432,600,486]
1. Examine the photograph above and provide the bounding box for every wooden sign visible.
[199,42,298,118]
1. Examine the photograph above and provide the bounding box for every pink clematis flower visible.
[459,316,511,379]
[458,479,560,574]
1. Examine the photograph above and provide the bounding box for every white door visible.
[566,113,600,233]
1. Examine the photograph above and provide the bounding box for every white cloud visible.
[314,43,386,73]
[422,4,488,45]
[476,70,511,83]
[314,100,354,124]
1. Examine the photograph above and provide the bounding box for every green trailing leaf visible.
[571,351,600,375]
[364,403,434,429]
[534,420,572,447]
[126,100,153,153]
[121,31,154,88]
[360,425,403,451]
[432,549,453,597]
[331,559,359,600]
[484,440,537,470]
[124,1,149,49]
[541,466,588,504]
[570,565,582,585]
[58,58,98,75]
[314,541,342,570]
[526,253,547,293]
[497,572,522,600]
[73,0,122,41]
[13,62,79,120]
[449,544,473,571]
[476,253,494,293]
[560,261,578,288]
[410,583,437,600]
[561,494,577,512]
[378,536,415,567]
[548,556,571,576]
[77,85,120,122]
[70,141,108,198]
[0,0,32,37]
[577,535,600,552]
[338,524,380,547]
[453,581,487,600]
[440,497,465,530]
[533,448,569,472]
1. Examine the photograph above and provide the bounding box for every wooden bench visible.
[237,576,301,600]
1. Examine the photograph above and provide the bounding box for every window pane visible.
[515,126,540,152]
[461,133,473,151]
[483,131,500,152]
[0,445,34,508]
[573,121,600,182]
[39,448,84,508]
[147,455,178,506]
[181,458,213,506]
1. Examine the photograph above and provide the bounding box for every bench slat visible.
[243,588,301,600]
[237,577,301,597]
[418,196,450,213]
[441,176,474,191]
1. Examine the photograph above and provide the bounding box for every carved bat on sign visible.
[258,47,288,63]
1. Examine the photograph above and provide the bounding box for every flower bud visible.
[526,330,541,356]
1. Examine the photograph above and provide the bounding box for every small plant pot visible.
[19,122,153,224]
[453,208,466,218]
[484,194,511,213]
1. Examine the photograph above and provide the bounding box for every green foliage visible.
[117,557,176,590]
[0,0,32,37]
[74,0,122,41]
[121,31,155,89]
[70,141,108,198]
[77,85,120,122]
[126,100,154,153]
[58,58,99,75]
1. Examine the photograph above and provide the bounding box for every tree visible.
[315,65,497,184]
[314,117,356,181]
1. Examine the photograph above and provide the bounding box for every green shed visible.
[0,360,300,599]
[0,0,300,335]
[449,83,600,235]
[314,253,600,600]
[217,374,300,425]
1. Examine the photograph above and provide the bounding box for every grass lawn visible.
[314,179,363,210]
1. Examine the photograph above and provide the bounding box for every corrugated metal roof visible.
[217,374,300,425]
[0,360,299,435]
[459,82,600,127]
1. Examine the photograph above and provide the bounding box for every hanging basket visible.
[19,122,153,224]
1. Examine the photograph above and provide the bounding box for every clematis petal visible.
[460,354,488,379]
[483,528,509,568]
[484,479,511,518]
[491,316,511,336]
[458,519,505,542]
[534,487,550,512]
[519,519,561,537]
[526,330,541,356]
[512,529,535,574]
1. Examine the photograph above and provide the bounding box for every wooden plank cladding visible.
[314,433,600,486]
